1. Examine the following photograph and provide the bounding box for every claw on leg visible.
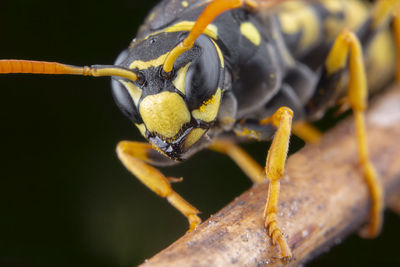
[358,160,383,238]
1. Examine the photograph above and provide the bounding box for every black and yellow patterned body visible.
[112,0,395,158]
[1,0,398,262]
[105,0,398,260]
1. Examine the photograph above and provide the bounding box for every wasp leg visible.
[394,7,400,83]
[324,30,383,237]
[292,121,322,144]
[209,140,265,184]
[260,107,294,261]
[116,141,201,231]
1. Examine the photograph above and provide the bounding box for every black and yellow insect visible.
[1,0,399,262]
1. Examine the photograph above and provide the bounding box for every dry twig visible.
[141,86,400,267]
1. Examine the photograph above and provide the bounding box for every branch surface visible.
[141,86,400,267]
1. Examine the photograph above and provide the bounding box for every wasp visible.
[1,0,399,261]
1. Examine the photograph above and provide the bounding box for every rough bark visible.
[140,86,400,267]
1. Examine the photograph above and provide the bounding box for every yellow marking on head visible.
[140,92,190,138]
[165,21,218,39]
[192,88,222,122]
[183,128,206,150]
[211,39,224,68]
[135,123,147,137]
[173,63,191,95]
[240,22,261,46]
[182,1,189,8]
[129,52,169,70]
[119,80,142,105]
[145,21,218,40]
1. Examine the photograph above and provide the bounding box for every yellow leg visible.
[116,141,201,231]
[292,121,322,144]
[261,107,294,261]
[326,30,383,237]
[209,140,265,184]
[393,7,400,83]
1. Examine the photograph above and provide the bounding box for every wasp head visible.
[111,32,225,160]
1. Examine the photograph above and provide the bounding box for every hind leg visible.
[322,29,383,237]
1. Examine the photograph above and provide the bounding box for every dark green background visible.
[0,0,399,266]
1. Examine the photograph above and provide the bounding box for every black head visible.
[111,32,225,160]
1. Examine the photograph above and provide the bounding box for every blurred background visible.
[0,0,399,266]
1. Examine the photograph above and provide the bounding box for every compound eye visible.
[111,78,142,124]
[184,36,221,110]
[114,49,129,66]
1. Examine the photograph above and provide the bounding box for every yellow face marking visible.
[183,128,206,150]
[140,92,190,138]
[145,21,218,40]
[182,1,189,7]
[240,22,261,46]
[192,88,222,122]
[211,39,224,68]
[129,52,169,70]
[135,123,147,137]
[173,63,191,95]
[119,80,142,105]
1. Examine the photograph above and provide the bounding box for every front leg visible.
[116,141,201,231]
[260,107,294,261]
